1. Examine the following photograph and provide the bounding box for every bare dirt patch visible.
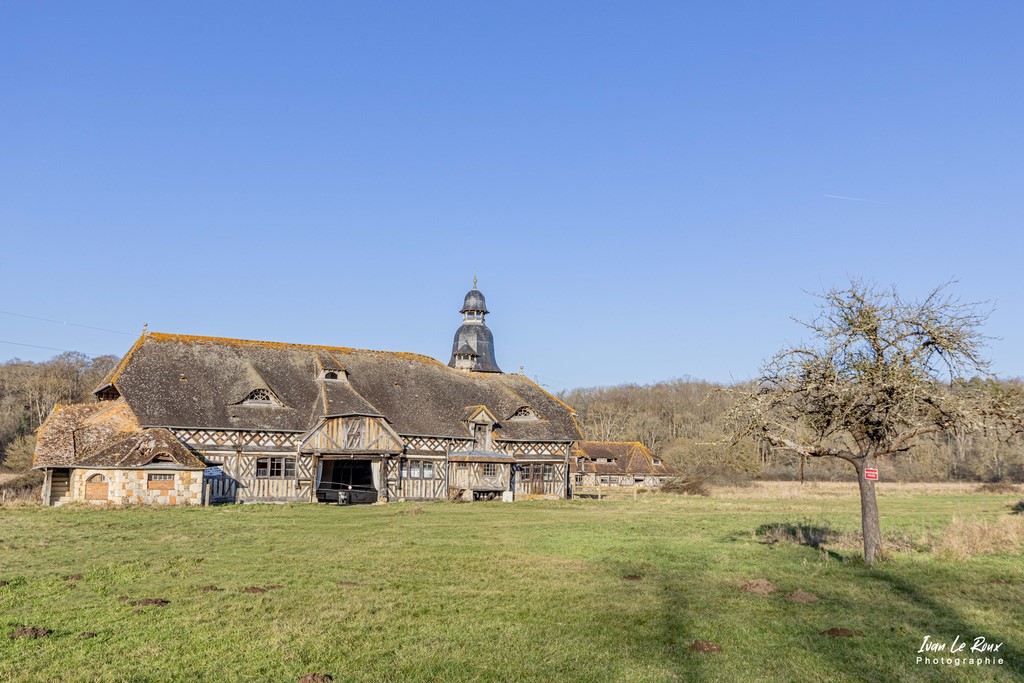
[10,626,50,639]
[242,586,267,594]
[298,674,333,683]
[622,574,643,581]
[117,595,131,603]
[78,632,97,639]
[65,574,83,582]
[740,579,778,594]
[689,640,722,652]
[822,628,859,638]
[0,580,8,587]
[786,590,819,603]
[133,598,169,607]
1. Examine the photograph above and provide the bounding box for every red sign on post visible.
[864,468,878,481]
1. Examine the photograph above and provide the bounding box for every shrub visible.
[1,435,35,471]
[0,470,43,505]
[661,476,709,497]
[692,466,754,488]
[975,482,1019,495]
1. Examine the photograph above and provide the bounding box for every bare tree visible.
[729,279,1016,565]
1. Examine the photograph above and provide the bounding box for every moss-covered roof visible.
[75,428,205,469]
[33,400,140,468]
[570,441,677,476]
[94,332,581,442]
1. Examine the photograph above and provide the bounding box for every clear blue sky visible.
[2,2,1023,391]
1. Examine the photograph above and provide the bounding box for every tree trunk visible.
[853,456,882,565]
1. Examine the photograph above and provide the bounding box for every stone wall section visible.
[69,469,202,505]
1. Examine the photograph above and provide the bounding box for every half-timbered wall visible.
[172,428,301,452]
[449,462,510,492]
[382,457,447,500]
[514,461,567,498]
[581,473,668,488]
[402,436,450,453]
[303,416,403,454]
[498,441,570,457]
[200,451,313,503]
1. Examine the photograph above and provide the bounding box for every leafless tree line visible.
[561,377,1024,484]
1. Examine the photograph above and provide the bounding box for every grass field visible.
[1,485,1022,682]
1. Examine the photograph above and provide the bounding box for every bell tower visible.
[448,278,502,373]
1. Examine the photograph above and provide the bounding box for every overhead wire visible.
[0,310,132,335]
[0,339,99,355]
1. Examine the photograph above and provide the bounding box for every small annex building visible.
[34,284,583,505]
[570,441,677,488]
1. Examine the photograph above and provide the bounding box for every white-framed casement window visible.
[401,460,435,479]
[482,463,497,477]
[255,457,296,479]
[543,464,554,481]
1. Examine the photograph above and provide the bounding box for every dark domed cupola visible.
[449,278,502,373]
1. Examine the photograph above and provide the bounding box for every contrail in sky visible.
[823,193,885,204]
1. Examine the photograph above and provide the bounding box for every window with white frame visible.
[255,457,296,478]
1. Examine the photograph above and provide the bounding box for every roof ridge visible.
[144,332,445,366]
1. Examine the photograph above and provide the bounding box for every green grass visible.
[1,491,1022,682]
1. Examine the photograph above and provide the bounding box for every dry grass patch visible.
[711,481,980,499]
[927,515,1024,559]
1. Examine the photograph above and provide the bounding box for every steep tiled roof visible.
[34,400,140,468]
[94,332,581,442]
[570,441,677,476]
[75,428,205,469]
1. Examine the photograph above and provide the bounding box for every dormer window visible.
[241,388,277,405]
[473,423,492,451]
[324,371,339,380]
[509,406,539,421]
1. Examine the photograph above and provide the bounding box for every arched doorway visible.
[85,473,109,501]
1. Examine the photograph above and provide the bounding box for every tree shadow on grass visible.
[869,569,1023,679]
[590,554,714,683]
[753,521,846,562]
[792,563,1024,683]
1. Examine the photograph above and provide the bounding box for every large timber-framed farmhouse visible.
[33,284,583,505]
